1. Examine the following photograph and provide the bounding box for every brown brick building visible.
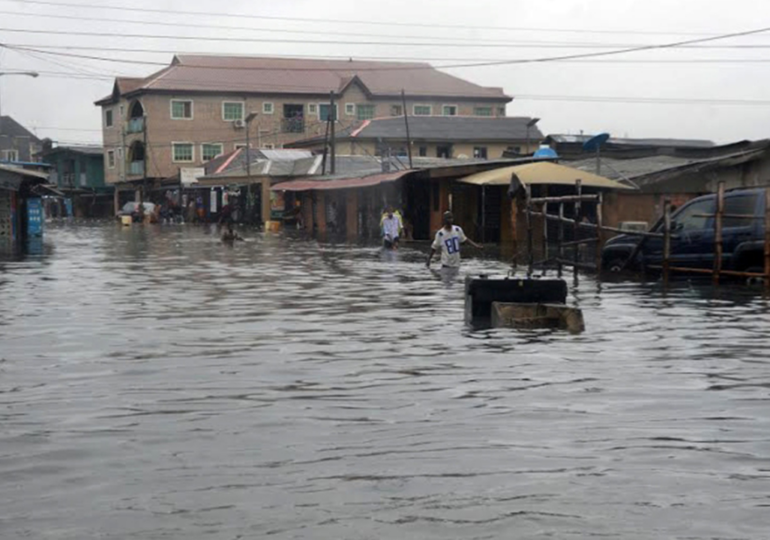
[95,55,512,186]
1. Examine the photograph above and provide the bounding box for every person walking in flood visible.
[426,211,483,269]
[381,207,402,250]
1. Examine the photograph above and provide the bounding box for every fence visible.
[517,180,770,288]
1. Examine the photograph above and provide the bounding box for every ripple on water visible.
[0,224,769,539]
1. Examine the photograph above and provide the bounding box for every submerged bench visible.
[491,302,585,334]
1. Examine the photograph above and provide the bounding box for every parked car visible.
[603,188,766,274]
[116,202,156,222]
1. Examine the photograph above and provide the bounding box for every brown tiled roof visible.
[101,55,512,102]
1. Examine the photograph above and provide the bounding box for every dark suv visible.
[603,188,766,274]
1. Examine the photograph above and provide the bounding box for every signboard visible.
[26,197,44,237]
[180,167,205,186]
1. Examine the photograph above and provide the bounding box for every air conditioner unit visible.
[233,119,245,129]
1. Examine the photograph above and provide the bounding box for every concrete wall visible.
[100,86,509,184]
[307,140,537,160]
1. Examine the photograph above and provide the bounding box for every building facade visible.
[41,145,113,218]
[0,115,42,163]
[95,55,513,187]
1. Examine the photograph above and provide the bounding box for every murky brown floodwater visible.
[1,223,770,540]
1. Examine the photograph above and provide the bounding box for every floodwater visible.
[1,223,770,540]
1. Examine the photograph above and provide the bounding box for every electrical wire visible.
[1,0,726,37]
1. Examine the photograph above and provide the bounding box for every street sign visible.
[180,167,205,185]
[26,197,43,237]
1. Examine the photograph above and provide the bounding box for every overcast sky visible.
[1,0,770,146]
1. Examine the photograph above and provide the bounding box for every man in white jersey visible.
[426,211,482,268]
[381,207,402,250]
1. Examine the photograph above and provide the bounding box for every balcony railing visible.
[282,117,305,133]
[129,161,145,176]
[127,117,145,134]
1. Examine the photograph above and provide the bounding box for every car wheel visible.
[605,258,628,273]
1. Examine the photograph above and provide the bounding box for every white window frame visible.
[107,149,116,169]
[2,149,19,161]
[172,142,195,163]
[262,102,274,115]
[104,108,114,128]
[442,104,458,116]
[200,142,224,162]
[413,104,432,116]
[474,106,493,117]
[356,103,375,120]
[308,103,318,116]
[222,101,245,122]
[345,103,355,116]
[170,99,194,120]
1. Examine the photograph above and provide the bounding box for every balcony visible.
[129,161,145,176]
[127,117,145,134]
[281,117,305,133]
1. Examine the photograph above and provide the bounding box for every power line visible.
[0,9,685,46]
[7,43,770,65]
[3,26,770,50]
[4,0,723,37]
[6,25,770,73]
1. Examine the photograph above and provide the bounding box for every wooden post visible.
[511,197,518,269]
[401,89,413,169]
[663,197,671,287]
[557,202,564,278]
[481,185,486,244]
[542,202,549,273]
[573,179,582,283]
[765,188,770,290]
[714,181,725,285]
[596,191,604,275]
[526,185,533,277]
[329,92,336,175]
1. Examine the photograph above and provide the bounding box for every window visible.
[436,145,452,159]
[171,100,193,120]
[172,143,194,163]
[263,143,275,150]
[308,104,318,115]
[222,102,244,121]
[319,104,338,121]
[345,103,355,116]
[497,106,506,117]
[474,106,493,117]
[234,143,249,150]
[357,104,375,120]
[2,149,19,161]
[105,109,114,127]
[473,147,488,159]
[390,105,403,117]
[262,102,274,115]
[413,105,431,116]
[107,150,116,169]
[723,195,759,229]
[671,199,715,232]
[442,105,458,116]
[419,146,427,157]
[201,143,224,161]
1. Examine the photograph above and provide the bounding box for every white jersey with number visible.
[432,225,467,268]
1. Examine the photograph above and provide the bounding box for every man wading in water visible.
[426,211,483,269]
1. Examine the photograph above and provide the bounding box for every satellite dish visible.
[582,133,610,153]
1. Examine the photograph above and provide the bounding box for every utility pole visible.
[329,91,336,175]
[245,111,258,224]
[401,89,413,169]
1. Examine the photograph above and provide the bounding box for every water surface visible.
[1,223,769,539]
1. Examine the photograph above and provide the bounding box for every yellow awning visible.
[458,162,635,190]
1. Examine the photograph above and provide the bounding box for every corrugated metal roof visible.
[272,170,411,192]
[99,55,511,102]
[292,116,542,146]
[0,115,41,142]
[545,134,715,148]
[458,162,634,190]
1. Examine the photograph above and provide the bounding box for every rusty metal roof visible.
[272,170,412,192]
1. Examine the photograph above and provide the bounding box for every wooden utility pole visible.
[573,179,582,283]
[714,182,725,285]
[663,198,672,286]
[401,89,413,169]
[329,92,336,175]
[596,192,604,275]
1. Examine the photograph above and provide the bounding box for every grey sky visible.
[1,0,769,146]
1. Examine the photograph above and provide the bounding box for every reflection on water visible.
[1,223,770,540]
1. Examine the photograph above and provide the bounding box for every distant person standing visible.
[426,211,483,269]
[381,207,402,250]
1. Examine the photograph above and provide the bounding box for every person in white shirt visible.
[381,207,402,249]
[426,211,482,268]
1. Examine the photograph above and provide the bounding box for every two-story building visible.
[40,145,113,218]
[95,55,513,205]
[0,115,42,163]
